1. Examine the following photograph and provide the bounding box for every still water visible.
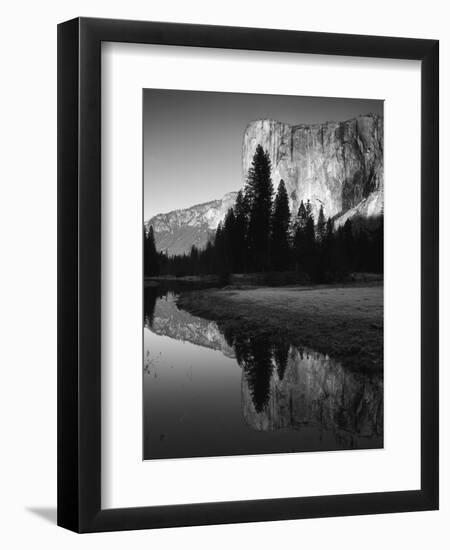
[143,284,383,459]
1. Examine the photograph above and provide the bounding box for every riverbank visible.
[145,271,382,288]
[178,283,383,372]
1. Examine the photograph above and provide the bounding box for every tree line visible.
[144,144,383,283]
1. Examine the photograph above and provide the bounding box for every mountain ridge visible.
[146,191,238,256]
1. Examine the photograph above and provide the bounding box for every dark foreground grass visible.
[178,283,383,373]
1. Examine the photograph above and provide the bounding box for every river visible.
[143,282,383,460]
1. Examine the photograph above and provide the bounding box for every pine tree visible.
[189,245,199,274]
[305,199,313,220]
[293,199,316,277]
[204,241,214,274]
[343,219,355,272]
[316,204,326,242]
[245,144,273,272]
[234,190,249,272]
[144,225,160,276]
[214,221,231,282]
[270,180,291,271]
[305,201,316,274]
[222,207,236,272]
[295,200,308,232]
[318,217,335,282]
[214,222,224,273]
[325,217,333,242]
[374,222,384,273]
[305,215,316,257]
[293,200,308,271]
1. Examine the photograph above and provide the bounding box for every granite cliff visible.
[243,113,383,224]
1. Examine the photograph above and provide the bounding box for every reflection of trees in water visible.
[225,329,290,412]
[240,343,383,442]
[273,339,289,381]
[143,287,158,329]
[242,337,273,413]
[220,325,382,444]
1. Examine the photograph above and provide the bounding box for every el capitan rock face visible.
[146,114,383,255]
[243,114,383,223]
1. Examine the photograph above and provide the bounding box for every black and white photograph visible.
[0,0,444,542]
[143,90,384,460]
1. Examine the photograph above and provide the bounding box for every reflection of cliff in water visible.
[144,284,383,445]
[224,328,382,444]
[241,344,383,445]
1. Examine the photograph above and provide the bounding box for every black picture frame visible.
[57,17,439,533]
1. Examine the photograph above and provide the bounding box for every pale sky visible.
[143,89,383,220]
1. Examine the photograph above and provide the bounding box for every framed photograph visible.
[58,17,439,532]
